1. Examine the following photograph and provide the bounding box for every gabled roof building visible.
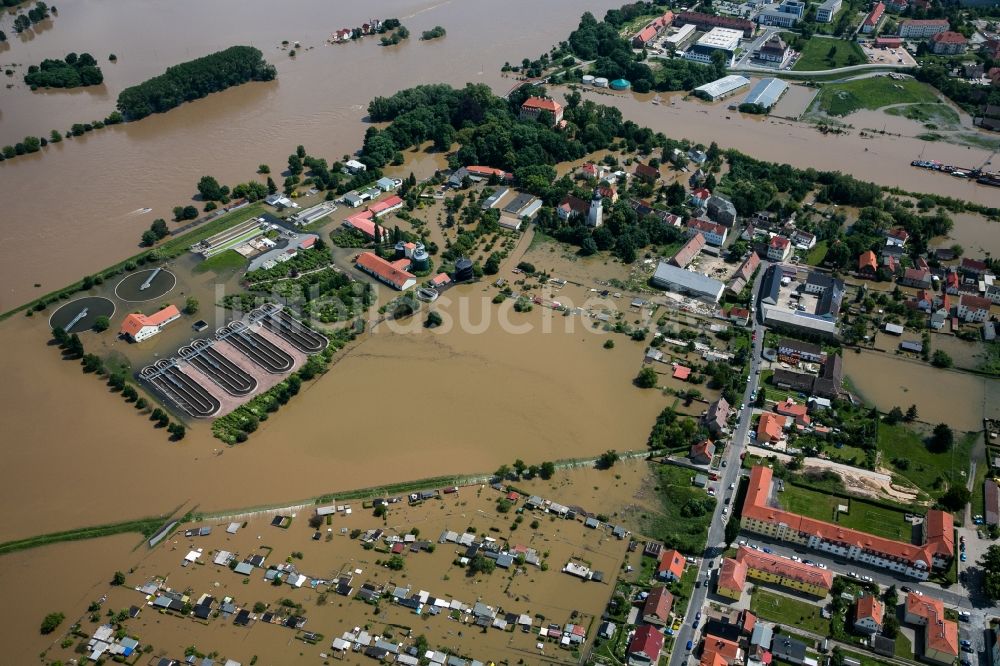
[742,466,954,580]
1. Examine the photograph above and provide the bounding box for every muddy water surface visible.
[0,0,621,311]
[844,349,999,430]
[4,463,651,665]
[0,283,665,542]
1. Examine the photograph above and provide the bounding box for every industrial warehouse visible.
[139,305,328,418]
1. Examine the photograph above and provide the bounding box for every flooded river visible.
[0,0,619,311]
[563,85,999,208]
[1,2,998,310]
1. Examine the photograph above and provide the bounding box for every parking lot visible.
[860,43,918,66]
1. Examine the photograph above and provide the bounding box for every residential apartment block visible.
[741,466,954,580]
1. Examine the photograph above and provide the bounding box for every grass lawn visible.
[880,423,973,500]
[884,103,960,128]
[642,464,715,555]
[814,78,939,116]
[972,453,989,522]
[193,249,247,274]
[751,589,828,635]
[805,240,828,266]
[793,37,866,71]
[778,482,910,539]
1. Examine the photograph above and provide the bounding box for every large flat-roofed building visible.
[756,8,799,27]
[762,306,839,337]
[686,30,745,66]
[652,261,725,303]
[665,23,698,48]
[741,466,954,580]
[743,78,788,108]
[693,74,750,99]
[898,18,948,38]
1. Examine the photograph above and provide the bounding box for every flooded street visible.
[844,349,999,431]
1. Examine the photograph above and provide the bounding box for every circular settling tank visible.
[114,268,177,302]
[49,296,116,333]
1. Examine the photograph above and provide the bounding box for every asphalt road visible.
[668,262,769,666]
[666,262,993,666]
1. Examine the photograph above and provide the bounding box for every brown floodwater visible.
[931,212,1000,257]
[559,85,1000,207]
[0,279,666,542]
[2,4,999,312]
[0,0,621,311]
[4,462,650,665]
[844,349,1000,430]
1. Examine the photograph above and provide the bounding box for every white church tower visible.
[587,189,603,228]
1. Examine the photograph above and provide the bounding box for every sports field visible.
[778,482,909,539]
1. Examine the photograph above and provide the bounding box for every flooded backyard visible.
[2,461,656,665]
[844,349,999,430]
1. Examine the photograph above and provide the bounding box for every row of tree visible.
[116,45,277,120]
[0,112,124,163]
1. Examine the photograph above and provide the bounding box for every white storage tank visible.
[582,75,595,86]
[593,77,609,88]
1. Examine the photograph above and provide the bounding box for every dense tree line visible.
[116,46,276,120]
[25,52,103,89]
[914,64,1000,115]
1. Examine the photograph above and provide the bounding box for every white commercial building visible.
[666,23,698,47]
[693,74,751,100]
[684,27,744,66]
[652,261,725,303]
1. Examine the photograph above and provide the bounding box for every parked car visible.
[762,547,772,554]
[686,640,694,651]
[901,586,912,593]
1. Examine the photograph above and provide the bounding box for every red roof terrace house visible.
[519,97,563,125]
